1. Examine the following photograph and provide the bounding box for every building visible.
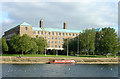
[4,20,101,51]
[4,20,85,50]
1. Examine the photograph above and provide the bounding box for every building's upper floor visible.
[4,20,102,41]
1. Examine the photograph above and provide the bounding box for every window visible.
[45,32,47,35]
[62,38,64,40]
[55,37,57,40]
[52,41,54,43]
[59,45,61,48]
[48,32,50,35]
[38,31,39,34]
[69,33,71,36]
[44,37,46,39]
[52,37,54,39]
[52,32,54,35]
[59,32,61,35]
[41,31,43,34]
[52,45,53,47]
[66,33,67,36]
[55,41,57,43]
[25,27,28,30]
[59,41,60,43]
[59,37,61,40]
[62,33,64,36]
[62,44,64,48]
[55,45,57,48]
[73,33,74,36]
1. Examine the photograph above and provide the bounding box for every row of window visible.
[44,37,64,40]
[49,45,63,48]
[48,41,64,44]
[34,31,78,36]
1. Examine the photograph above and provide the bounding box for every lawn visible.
[78,55,118,58]
[2,54,118,58]
[2,54,75,57]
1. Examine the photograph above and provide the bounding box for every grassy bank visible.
[2,54,118,58]
[1,56,118,64]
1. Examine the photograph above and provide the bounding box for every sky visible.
[0,0,119,37]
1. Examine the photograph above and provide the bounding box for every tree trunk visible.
[106,53,108,58]
[22,51,23,55]
[87,52,89,56]
[114,54,116,58]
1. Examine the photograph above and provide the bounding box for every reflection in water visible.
[2,64,118,77]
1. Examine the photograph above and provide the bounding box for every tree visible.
[79,29,95,55]
[88,29,95,55]
[2,37,8,53]
[95,31,103,55]
[34,37,46,54]
[29,39,38,54]
[0,38,2,55]
[19,34,33,55]
[8,34,21,53]
[52,49,56,55]
[97,27,119,57]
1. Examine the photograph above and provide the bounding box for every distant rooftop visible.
[32,27,82,33]
[6,22,101,33]
[20,22,32,26]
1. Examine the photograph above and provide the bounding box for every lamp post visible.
[56,50,58,56]
[44,29,47,56]
[77,34,79,57]
[67,38,69,56]
[45,34,47,56]
[45,44,46,56]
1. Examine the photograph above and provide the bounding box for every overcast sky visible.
[1,0,119,36]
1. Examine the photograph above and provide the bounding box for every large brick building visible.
[4,20,101,50]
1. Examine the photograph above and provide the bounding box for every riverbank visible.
[1,56,118,64]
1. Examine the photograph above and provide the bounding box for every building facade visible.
[4,20,85,50]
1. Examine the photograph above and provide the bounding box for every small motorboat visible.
[49,60,75,64]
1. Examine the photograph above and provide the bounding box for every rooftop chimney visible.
[63,22,67,29]
[40,19,43,28]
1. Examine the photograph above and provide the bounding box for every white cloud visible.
[3,18,13,24]
[2,0,119,2]
[1,1,118,36]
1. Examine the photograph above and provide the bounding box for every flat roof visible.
[6,22,102,33]
[32,27,82,33]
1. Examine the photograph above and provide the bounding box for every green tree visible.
[52,49,56,55]
[97,27,119,57]
[8,34,21,53]
[79,29,95,55]
[19,34,33,55]
[2,37,8,53]
[0,38,2,55]
[95,31,103,55]
[34,37,46,54]
[29,39,38,54]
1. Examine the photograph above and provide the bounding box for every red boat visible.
[49,60,75,64]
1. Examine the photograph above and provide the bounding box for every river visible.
[2,64,118,77]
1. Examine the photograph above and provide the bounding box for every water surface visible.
[2,64,118,77]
